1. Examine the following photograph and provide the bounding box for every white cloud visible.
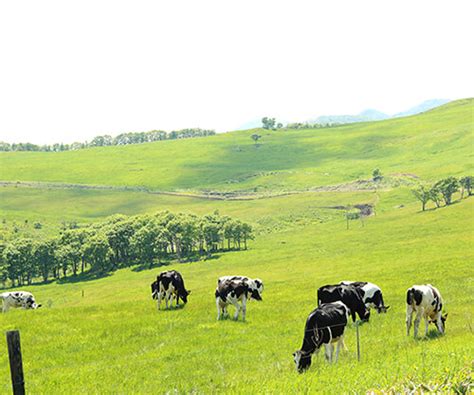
[0,0,472,143]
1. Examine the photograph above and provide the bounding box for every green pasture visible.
[0,189,473,393]
[1,99,472,193]
[0,99,472,392]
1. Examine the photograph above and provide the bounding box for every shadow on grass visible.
[420,329,445,341]
[57,270,112,284]
[157,304,187,311]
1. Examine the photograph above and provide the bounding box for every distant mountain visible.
[304,99,450,126]
[236,99,451,130]
[310,109,389,125]
[392,99,450,118]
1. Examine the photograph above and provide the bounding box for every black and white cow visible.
[340,281,390,313]
[293,301,349,373]
[1,291,41,313]
[151,270,191,309]
[215,275,264,321]
[406,284,447,338]
[317,284,370,322]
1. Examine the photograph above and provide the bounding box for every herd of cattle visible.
[1,271,448,373]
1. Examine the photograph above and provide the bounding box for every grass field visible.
[1,99,472,193]
[0,99,473,393]
[0,190,472,393]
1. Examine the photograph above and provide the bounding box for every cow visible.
[340,281,390,313]
[293,301,349,373]
[317,284,370,322]
[1,291,41,313]
[151,270,191,310]
[406,284,447,338]
[215,275,264,321]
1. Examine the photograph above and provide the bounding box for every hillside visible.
[0,99,472,194]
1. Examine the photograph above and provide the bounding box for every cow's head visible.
[25,296,41,309]
[249,278,264,301]
[429,313,448,330]
[376,305,390,313]
[293,350,312,373]
[179,289,191,304]
[151,281,159,300]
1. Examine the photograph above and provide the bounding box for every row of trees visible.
[412,176,472,211]
[0,211,253,287]
[0,128,216,152]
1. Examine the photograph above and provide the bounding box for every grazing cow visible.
[151,270,191,309]
[1,291,41,313]
[293,301,349,373]
[406,284,447,338]
[317,284,370,322]
[215,275,264,321]
[340,281,390,313]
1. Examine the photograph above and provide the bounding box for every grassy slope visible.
[0,99,472,193]
[0,192,472,393]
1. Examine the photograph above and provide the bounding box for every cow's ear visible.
[385,305,390,311]
[37,304,42,308]
[187,290,192,295]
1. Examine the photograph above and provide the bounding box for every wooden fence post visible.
[356,322,361,362]
[6,330,25,395]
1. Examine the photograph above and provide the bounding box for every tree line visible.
[0,128,216,152]
[412,176,472,211]
[0,211,253,287]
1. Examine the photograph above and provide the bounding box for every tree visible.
[276,123,283,129]
[412,185,431,211]
[372,168,383,182]
[433,177,459,206]
[251,134,261,146]
[261,117,276,130]
[34,239,56,282]
[429,185,442,208]
[459,176,473,198]
[83,233,113,273]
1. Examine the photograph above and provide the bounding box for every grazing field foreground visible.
[0,190,473,393]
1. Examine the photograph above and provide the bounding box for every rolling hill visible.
[0,99,472,195]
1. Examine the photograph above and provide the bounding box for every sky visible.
[0,1,473,144]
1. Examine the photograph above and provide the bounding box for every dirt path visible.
[0,179,389,201]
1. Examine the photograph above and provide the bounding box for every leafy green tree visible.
[433,177,459,205]
[459,176,473,198]
[251,134,261,146]
[412,185,431,211]
[372,168,383,182]
[34,239,56,282]
[261,117,276,130]
[83,233,113,273]
[429,185,443,208]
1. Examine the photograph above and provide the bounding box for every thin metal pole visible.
[356,322,361,362]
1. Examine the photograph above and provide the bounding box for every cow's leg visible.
[230,300,241,320]
[216,298,222,320]
[176,293,180,307]
[241,296,247,322]
[324,343,333,363]
[157,292,162,310]
[424,316,430,337]
[335,336,344,362]
[406,305,413,336]
[165,290,171,309]
[413,309,423,338]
